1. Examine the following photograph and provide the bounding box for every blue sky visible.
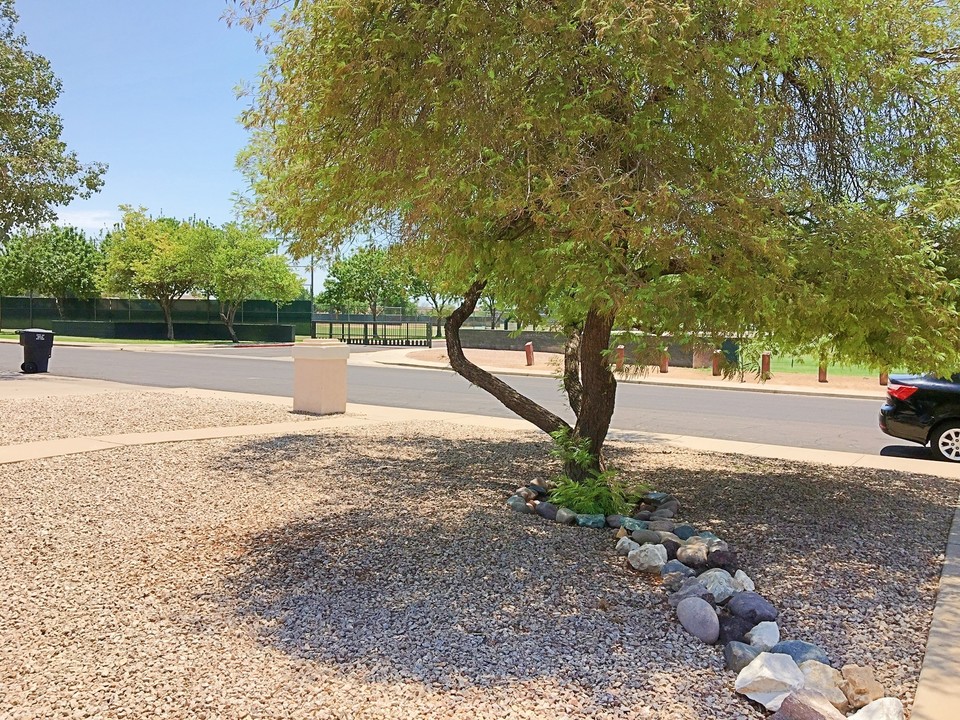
[17,0,264,236]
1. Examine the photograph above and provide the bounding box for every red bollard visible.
[712,350,722,377]
[761,351,771,378]
[818,363,828,383]
[524,341,534,366]
[659,352,669,374]
[616,345,625,370]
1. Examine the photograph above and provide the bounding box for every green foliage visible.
[547,428,628,515]
[0,0,105,241]
[231,0,960,457]
[100,206,214,339]
[319,246,411,319]
[200,224,304,342]
[0,225,101,314]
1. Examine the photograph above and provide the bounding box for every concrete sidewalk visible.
[0,374,955,718]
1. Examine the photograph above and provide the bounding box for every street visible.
[0,342,917,458]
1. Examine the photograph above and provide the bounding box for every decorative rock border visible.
[507,486,906,720]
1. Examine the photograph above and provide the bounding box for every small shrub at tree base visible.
[547,428,630,515]
[548,471,629,516]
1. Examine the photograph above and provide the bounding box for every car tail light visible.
[888,384,919,401]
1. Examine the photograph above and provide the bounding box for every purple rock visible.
[728,592,779,624]
[606,514,623,528]
[534,502,559,521]
[676,597,720,644]
[718,613,755,644]
[633,510,652,520]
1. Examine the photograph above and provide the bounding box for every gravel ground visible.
[0,391,311,445]
[0,422,956,719]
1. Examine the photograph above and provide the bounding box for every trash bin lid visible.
[17,328,54,333]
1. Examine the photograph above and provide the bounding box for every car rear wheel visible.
[931,422,960,462]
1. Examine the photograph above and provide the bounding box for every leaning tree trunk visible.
[446,280,619,484]
[563,326,584,418]
[446,280,570,437]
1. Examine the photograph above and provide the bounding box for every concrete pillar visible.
[880,371,889,386]
[292,339,350,414]
[524,341,534,366]
[761,351,771,377]
[616,345,625,370]
[659,352,669,373]
[712,350,722,376]
[818,363,828,383]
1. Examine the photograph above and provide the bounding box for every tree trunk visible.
[563,326,583,418]
[160,299,175,340]
[446,280,570,436]
[220,303,239,343]
[567,308,617,480]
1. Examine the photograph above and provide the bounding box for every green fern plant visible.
[546,428,629,515]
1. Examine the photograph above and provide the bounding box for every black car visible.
[880,374,960,461]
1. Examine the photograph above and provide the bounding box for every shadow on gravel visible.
[213,431,701,701]
[214,432,959,701]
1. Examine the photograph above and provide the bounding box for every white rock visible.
[615,537,641,556]
[848,698,904,720]
[734,569,755,592]
[745,621,780,652]
[627,544,667,572]
[800,660,849,712]
[698,568,739,603]
[734,652,804,711]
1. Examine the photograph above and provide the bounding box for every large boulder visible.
[661,560,697,591]
[555,507,577,525]
[847,698,904,720]
[698,568,740,603]
[745,621,781,652]
[724,641,761,673]
[506,496,532,513]
[771,640,830,666]
[718,614,756,644]
[728,592,779,624]
[770,690,847,720]
[840,665,887,710]
[677,538,709,568]
[632,529,662,545]
[676,597,720,644]
[667,577,716,608]
[535,501,559,521]
[799,661,848,713]
[627,544,668,572]
[734,652,805,711]
[615,537,641,556]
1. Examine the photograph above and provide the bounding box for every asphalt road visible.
[0,342,919,459]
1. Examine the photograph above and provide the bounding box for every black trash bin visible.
[18,328,55,373]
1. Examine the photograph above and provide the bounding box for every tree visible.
[318,246,410,334]
[0,225,101,315]
[233,0,960,480]
[408,272,458,338]
[100,207,211,340]
[203,223,303,342]
[0,1,105,243]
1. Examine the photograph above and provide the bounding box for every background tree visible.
[100,207,211,340]
[0,225,101,316]
[0,0,105,243]
[202,223,303,342]
[318,246,410,334]
[234,0,960,481]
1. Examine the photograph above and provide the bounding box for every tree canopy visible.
[0,225,101,315]
[233,0,960,476]
[0,0,105,242]
[100,207,213,340]
[318,246,411,324]
[201,223,303,342]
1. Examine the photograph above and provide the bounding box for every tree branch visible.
[445,279,571,437]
